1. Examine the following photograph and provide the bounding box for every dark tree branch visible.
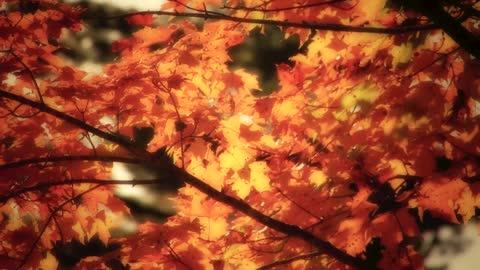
[0,89,138,154]
[0,89,364,268]
[393,0,480,58]
[85,10,439,34]
[424,2,480,59]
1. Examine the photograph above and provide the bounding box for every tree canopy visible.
[1,0,480,269]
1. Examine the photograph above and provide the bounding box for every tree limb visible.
[0,89,364,268]
[86,10,439,34]
[392,0,480,59]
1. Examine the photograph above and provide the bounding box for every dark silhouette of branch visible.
[0,89,137,154]
[0,155,141,170]
[85,10,439,34]
[171,166,364,268]
[0,89,364,268]
[257,250,322,270]
[164,240,194,270]
[393,0,480,58]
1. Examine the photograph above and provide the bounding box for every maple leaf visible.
[127,14,155,26]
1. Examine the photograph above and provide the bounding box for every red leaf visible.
[112,38,134,53]
[167,74,184,89]
[127,14,154,26]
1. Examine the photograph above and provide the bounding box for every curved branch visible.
[0,89,363,268]
[86,10,439,34]
[170,166,364,268]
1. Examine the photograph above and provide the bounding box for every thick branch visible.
[394,0,480,58]
[89,10,439,34]
[0,89,363,268]
[171,166,364,268]
[421,1,479,58]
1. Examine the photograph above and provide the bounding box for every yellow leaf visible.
[309,170,328,187]
[220,116,241,146]
[249,161,271,192]
[456,188,475,222]
[94,218,111,245]
[72,222,85,243]
[223,244,258,269]
[333,110,348,121]
[188,156,223,191]
[355,0,387,22]
[219,145,249,172]
[259,134,277,148]
[232,178,251,199]
[39,252,58,270]
[307,32,337,63]
[199,217,228,240]
[273,99,300,121]
[340,82,379,113]
[391,42,413,67]
[389,159,408,175]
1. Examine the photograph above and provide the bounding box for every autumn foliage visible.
[1,0,480,269]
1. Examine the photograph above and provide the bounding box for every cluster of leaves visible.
[0,0,480,269]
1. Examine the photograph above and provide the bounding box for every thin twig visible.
[0,178,160,203]
[154,69,186,169]
[393,213,414,269]
[223,0,348,12]
[257,250,322,270]
[0,89,138,154]
[275,187,323,221]
[15,184,103,270]
[10,51,44,104]
[0,155,142,170]
[164,240,194,270]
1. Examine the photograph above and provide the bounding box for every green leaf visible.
[133,126,154,149]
